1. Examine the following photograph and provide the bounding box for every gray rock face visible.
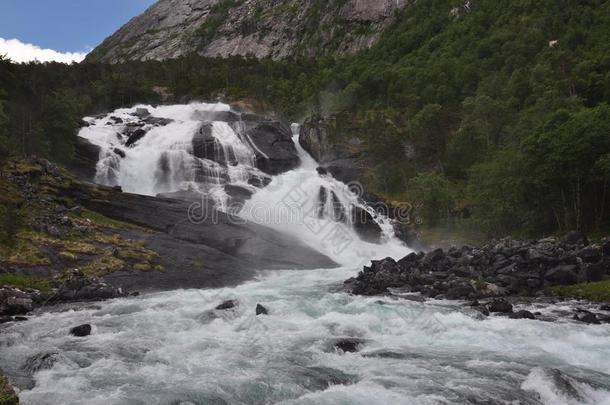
[86,0,410,63]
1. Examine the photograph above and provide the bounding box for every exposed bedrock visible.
[66,183,336,291]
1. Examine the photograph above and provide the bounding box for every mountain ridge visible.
[86,0,410,63]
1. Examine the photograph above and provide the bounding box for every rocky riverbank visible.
[345,233,610,323]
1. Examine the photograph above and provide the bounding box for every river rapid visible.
[1,104,609,405]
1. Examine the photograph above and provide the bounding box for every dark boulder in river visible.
[70,324,92,337]
[256,304,269,315]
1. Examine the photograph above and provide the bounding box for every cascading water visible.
[79,103,270,210]
[2,103,610,405]
[79,103,407,263]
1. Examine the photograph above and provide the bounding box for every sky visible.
[0,0,157,63]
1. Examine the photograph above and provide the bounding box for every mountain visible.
[86,0,410,63]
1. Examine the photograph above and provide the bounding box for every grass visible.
[0,273,51,292]
[0,372,18,405]
[550,280,610,303]
[80,209,131,229]
[0,236,50,266]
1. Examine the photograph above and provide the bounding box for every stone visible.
[22,352,61,373]
[473,305,490,316]
[424,249,445,263]
[216,300,237,310]
[247,122,300,175]
[113,148,126,158]
[70,324,92,337]
[563,231,588,246]
[331,338,364,353]
[509,310,536,320]
[574,312,601,325]
[544,265,579,285]
[133,108,151,119]
[578,246,602,263]
[125,128,148,147]
[256,304,268,315]
[0,288,34,316]
[445,285,475,300]
[488,299,513,314]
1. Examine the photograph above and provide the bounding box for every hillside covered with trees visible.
[1,0,609,238]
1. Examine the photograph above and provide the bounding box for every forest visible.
[1,0,609,238]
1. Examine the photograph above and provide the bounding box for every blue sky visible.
[0,0,156,60]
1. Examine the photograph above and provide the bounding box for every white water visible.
[2,269,610,404]
[79,103,268,209]
[2,103,610,404]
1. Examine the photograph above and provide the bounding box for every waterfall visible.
[80,103,410,265]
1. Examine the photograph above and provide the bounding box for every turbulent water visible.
[2,104,610,404]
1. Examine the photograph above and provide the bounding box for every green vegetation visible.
[0,372,18,405]
[551,280,610,303]
[1,0,609,238]
[0,273,50,292]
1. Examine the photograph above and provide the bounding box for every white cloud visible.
[0,38,88,64]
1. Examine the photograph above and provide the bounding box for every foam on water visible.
[1,268,610,405]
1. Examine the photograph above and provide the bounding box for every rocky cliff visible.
[86,0,409,63]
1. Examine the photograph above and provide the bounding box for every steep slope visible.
[86,0,409,63]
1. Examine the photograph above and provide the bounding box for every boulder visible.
[125,128,148,147]
[323,159,362,183]
[256,304,268,315]
[54,270,125,302]
[488,299,513,313]
[573,311,601,325]
[247,122,300,175]
[0,287,36,316]
[563,231,588,246]
[225,184,254,209]
[216,300,237,310]
[424,249,445,264]
[578,246,602,263]
[70,324,92,337]
[330,338,365,353]
[247,175,272,188]
[509,310,536,320]
[316,167,328,175]
[113,148,126,158]
[473,305,490,316]
[22,352,61,373]
[445,284,475,299]
[133,108,150,119]
[143,116,173,126]
[351,206,382,244]
[544,265,579,285]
